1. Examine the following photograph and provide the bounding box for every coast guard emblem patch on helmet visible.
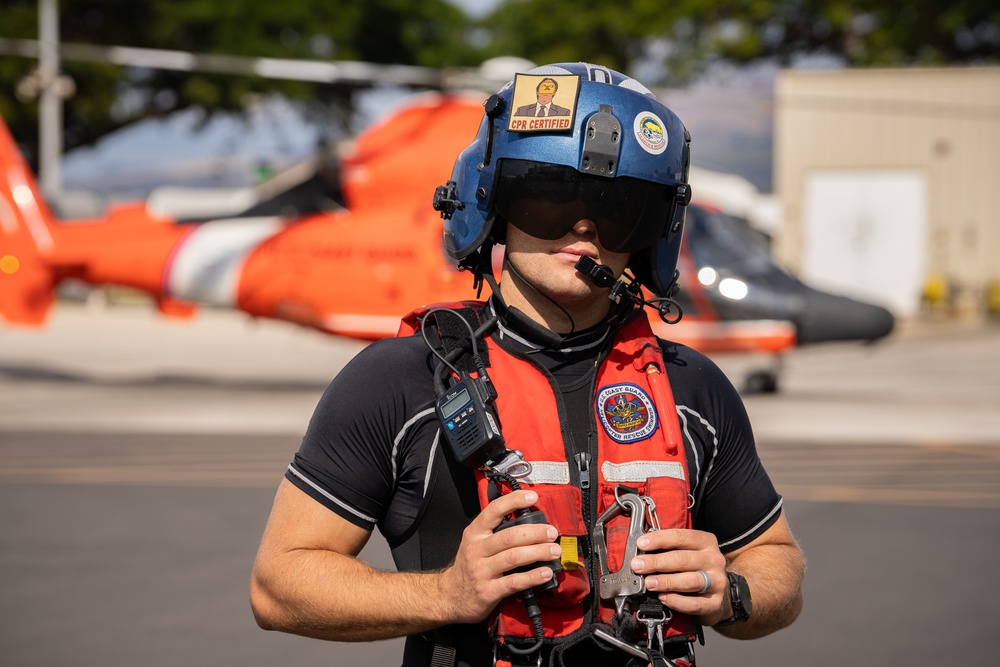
[633,112,668,155]
[596,383,659,443]
[508,73,580,133]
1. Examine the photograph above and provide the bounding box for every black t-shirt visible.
[286,305,782,665]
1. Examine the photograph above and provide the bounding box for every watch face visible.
[723,572,752,624]
[737,577,752,617]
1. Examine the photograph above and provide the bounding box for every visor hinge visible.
[433,180,465,220]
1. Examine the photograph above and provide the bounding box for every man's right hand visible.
[437,489,560,625]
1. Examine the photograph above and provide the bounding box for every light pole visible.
[38,0,63,200]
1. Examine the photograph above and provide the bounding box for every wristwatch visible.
[716,571,752,626]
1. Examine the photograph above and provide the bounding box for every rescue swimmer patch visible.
[596,383,659,443]
[633,112,668,155]
[507,74,580,133]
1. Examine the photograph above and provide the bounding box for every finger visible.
[491,519,558,554]
[495,564,556,598]
[643,570,717,595]
[474,490,542,532]
[489,541,563,579]
[632,537,726,576]
[655,591,720,618]
[631,548,704,575]
[636,528,717,553]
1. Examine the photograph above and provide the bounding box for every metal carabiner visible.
[486,449,533,479]
[592,492,648,619]
[642,495,662,532]
[636,605,672,654]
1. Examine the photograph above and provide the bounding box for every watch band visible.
[716,571,752,626]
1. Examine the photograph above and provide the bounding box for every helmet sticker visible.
[508,73,580,133]
[633,112,668,155]
[596,383,659,444]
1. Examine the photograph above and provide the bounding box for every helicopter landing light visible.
[719,278,748,300]
[697,267,718,286]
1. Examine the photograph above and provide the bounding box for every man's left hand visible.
[629,528,730,626]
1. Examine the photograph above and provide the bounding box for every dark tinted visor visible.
[493,159,677,253]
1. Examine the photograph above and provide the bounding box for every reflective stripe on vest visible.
[475,313,698,645]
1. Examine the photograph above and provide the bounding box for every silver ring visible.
[696,570,711,594]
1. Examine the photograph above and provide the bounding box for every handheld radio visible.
[435,373,506,468]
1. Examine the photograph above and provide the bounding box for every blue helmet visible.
[434,62,691,298]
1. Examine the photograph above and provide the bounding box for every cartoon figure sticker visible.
[596,383,659,444]
[508,74,580,133]
[633,112,668,155]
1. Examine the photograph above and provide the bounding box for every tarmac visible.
[1,302,999,666]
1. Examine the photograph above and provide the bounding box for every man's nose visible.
[571,218,598,236]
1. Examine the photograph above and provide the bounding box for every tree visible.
[0,0,477,164]
[707,0,1000,67]
[4,0,998,167]
[479,0,1000,84]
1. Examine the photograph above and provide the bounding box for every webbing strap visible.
[429,638,457,667]
[428,306,489,374]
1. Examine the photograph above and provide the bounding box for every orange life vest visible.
[398,302,699,650]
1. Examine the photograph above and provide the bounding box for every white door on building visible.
[802,169,927,316]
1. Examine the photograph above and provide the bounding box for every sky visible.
[448,0,501,18]
[62,96,325,196]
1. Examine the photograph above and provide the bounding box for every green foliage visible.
[703,0,1000,67]
[479,0,708,80]
[0,0,475,160]
[480,0,1000,81]
[2,0,997,165]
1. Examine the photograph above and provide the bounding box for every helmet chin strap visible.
[497,254,577,337]
[479,252,676,351]
[472,246,681,343]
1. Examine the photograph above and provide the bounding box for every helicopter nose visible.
[794,287,896,345]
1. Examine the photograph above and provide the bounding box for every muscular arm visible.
[716,512,804,639]
[250,480,559,641]
[633,512,805,640]
[649,343,804,637]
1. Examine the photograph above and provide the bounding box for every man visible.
[251,62,804,667]
[513,76,572,116]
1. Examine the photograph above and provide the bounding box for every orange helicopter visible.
[0,93,892,390]
[1,93,488,339]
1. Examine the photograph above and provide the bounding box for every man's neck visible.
[497,270,612,334]
[488,295,612,355]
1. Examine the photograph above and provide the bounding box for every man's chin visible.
[544,281,610,307]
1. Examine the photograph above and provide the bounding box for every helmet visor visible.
[493,159,677,254]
